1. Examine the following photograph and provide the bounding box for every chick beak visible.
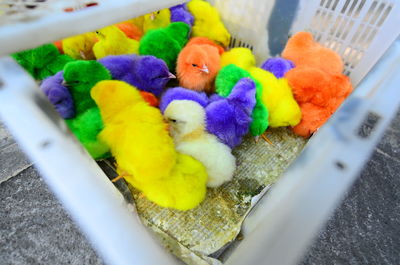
[168,72,176,79]
[200,65,209,74]
[150,13,156,20]
[61,79,68,86]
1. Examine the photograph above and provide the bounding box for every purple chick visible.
[98,55,175,96]
[208,94,224,104]
[261,57,295,78]
[40,71,75,119]
[159,86,208,113]
[170,4,194,26]
[206,78,256,148]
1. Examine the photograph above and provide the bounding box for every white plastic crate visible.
[0,1,399,265]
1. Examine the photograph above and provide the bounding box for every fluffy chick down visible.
[164,100,236,188]
[177,37,223,93]
[92,80,207,210]
[187,0,231,47]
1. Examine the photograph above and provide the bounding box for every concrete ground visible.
[0,110,399,265]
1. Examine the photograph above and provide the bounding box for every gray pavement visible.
[0,110,399,265]
[301,114,400,265]
[0,123,32,184]
[0,167,103,265]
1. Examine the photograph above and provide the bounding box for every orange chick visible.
[282,32,353,137]
[176,37,223,93]
[282,32,344,74]
[187,37,225,54]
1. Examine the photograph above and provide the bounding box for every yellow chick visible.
[187,0,231,47]
[143,8,171,33]
[93,26,139,59]
[62,32,98,60]
[220,47,256,69]
[249,68,301,127]
[91,80,207,210]
[135,152,208,210]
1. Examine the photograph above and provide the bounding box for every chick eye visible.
[157,11,160,14]
[192,64,198,67]
[170,119,177,123]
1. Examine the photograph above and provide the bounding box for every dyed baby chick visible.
[92,80,176,179]
[221,48,301,128]
[170,3,194,26]
[62,32,97,60]
[143,8,171,33]
[98,54,175,96]
[93,26,139,59]
[92,80,207,210]
[63,60,160,158]
[63,60,111,115]
[139,22,190,71]
[286,67,352,137]
[164,100,236,188]
[206,78,256,148]
[248,68,301,127]
[261,57,295,78]
[282,32,343,74]
[187,0,231,47]
[40,71,75,119]
[216,64,269,136]
[177,37,223,93]
[220,47,256,70]
[282,32,353,137]
[62,61,112,159]
[12,44,74,80]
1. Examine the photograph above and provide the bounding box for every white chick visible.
[164,100,236,188]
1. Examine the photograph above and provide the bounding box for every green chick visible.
[63,60,111,116]
[63,60,112,159]
[139,22,190,71]
[12,44,74,80]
